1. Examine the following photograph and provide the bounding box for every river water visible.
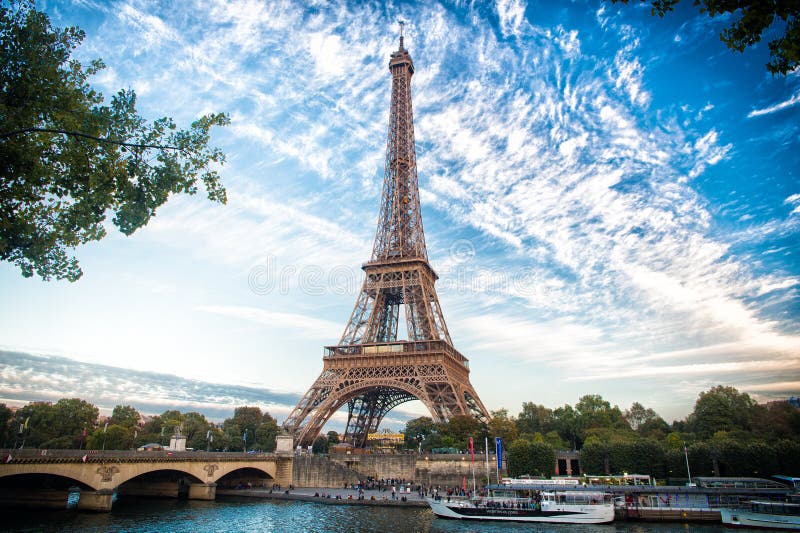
[3,498,755,532]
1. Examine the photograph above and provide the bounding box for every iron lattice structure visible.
[283,32,490,448]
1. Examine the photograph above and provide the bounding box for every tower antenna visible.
[399,20,405,49]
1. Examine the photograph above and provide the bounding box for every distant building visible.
[367,429,405,452]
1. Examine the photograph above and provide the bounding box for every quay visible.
[217,486,428,508]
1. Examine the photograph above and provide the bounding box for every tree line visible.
[403,386,800,479]
[0,400,279,452]
[2,385,798,479]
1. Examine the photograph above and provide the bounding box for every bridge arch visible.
[214,466,275,489]
[0,464,101,490]
[113,464,204,488]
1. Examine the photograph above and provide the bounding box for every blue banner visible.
[495,437,502,470]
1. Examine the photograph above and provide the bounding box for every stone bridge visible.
[0,448,293,511]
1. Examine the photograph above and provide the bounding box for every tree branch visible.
[0,127,181,151]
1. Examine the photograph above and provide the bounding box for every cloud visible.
[748,92,800,118]
[195,305,341,340]
[496,0,528,38]
[0,350,299,421]
[11,0,797,426]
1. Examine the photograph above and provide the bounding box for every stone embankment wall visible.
[292,455,360,488]
[293,453,506,489]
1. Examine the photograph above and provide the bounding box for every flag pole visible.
[469,437,476,496]
[495,437,502,485]
[684,442,693,485]
[484,436,490,492]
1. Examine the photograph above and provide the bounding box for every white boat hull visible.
[721,508,800,530]
[426,497,615,524]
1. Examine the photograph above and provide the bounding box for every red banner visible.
[469,437,474,464]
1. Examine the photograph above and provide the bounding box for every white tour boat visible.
[426,489,615,524]
[721,500,800,530]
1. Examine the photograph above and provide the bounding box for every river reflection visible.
[2,498,756,532]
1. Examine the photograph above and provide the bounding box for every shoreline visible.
[217,487,429,508]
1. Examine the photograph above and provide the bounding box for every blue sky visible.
[1,0,798,429]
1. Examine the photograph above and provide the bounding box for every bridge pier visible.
[77,489,114,512]
[188,482,216,501]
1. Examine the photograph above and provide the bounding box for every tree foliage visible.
[0,1,229,281]
[610,0,800,74]
[222,406,279,452]
[516,402,554,436]
[110,404,140,428]
[87,423,131,450]
[690,385,756,438]
[488,409,518,445]
[0,403,12,447]
[13,398,97,448]
[403,416,437,450]
[312,435,328,454]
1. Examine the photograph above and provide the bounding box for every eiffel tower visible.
[283,26,490,448]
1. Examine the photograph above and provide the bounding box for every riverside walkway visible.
[218,486,429,508]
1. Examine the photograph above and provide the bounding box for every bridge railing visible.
[1,448,278,461]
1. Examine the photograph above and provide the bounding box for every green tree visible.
[0,1,229,281]
[51,398,98,447]
[516,403,554,436]
[751,401,800,440]
[625,402,658,431]
[775,438,800,475]
[638,416,671,440]
[14,398,98,448]
[507,439,535,477]
[327,430,340,445]
[609,0,800,74]
[543,430,567,450]
[254,413,279,452]
[183,412,211,450]
[87,423,131,450]
[440,414,483,450]
[312,435,328,454]
[0,403,12,447]
[404,416,437,450]
[488,409,518,445]
[553,404,582,450]
[110,404,140,428]
[530,442,556,477]
[580,438,608,474]
[690,385,756,438]
[223,406,278,452]
[576,394,629,433]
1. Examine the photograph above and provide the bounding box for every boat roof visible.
[694,477,789,489]
[489,483,791,494]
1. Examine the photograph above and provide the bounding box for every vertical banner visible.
[495,437,503,470]
[469,436,476,494]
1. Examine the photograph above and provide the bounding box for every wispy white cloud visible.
[748,92,800,118]
[4,0,796,425]
[195,305,341,340]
